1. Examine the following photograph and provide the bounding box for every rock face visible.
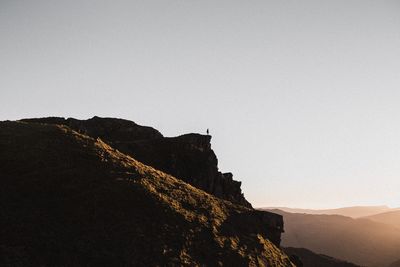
[0,121,293,266]
[120,133,250,207]
[22,116,251,207]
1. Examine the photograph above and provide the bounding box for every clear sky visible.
[1,0,400,209]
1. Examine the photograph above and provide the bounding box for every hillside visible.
[0,121,293,266]
[283,247,360,267]
[265,209,400,267]
[262,206,393,218]
[363,210,400,229]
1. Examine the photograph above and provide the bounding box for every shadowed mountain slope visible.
[389,259,400,267]
[264,209,400,267]
[22,116,250,207]
[283,247,360,267]
[0,121,292,266]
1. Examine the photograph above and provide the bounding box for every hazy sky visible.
[1,0,400,208]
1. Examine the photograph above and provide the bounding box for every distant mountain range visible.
[261,205,399,218]
[261,208,400,267]
[363,210,400,229]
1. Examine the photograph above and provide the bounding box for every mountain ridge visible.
[260,205,395,218]
[363,210,400,229]
[21,116,251,207]
[264,209,400,267]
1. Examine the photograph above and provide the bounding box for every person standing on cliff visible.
[206,128,209,135]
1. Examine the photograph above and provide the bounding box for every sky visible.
[1,0,400,209]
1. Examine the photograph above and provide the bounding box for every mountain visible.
[363,210,400,229]
[283,247,360,267]
[22,117,251,207]
[262,206,393,218]
[265,209,400,267]
[0,120,293,266]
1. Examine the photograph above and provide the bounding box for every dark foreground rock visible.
[0,121,292,266]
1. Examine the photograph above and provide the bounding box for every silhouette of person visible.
[206,128,209,135]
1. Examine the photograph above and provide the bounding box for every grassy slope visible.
[0,121,293,267]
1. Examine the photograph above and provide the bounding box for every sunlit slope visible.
[0,121,293,267]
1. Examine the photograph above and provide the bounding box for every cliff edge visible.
[22,116,251,207]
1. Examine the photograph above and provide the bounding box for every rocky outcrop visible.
[22,116,251,207]
[118,133,251,207]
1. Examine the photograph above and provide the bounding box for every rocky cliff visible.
[22,116,251,207]
[0,121,292,266]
